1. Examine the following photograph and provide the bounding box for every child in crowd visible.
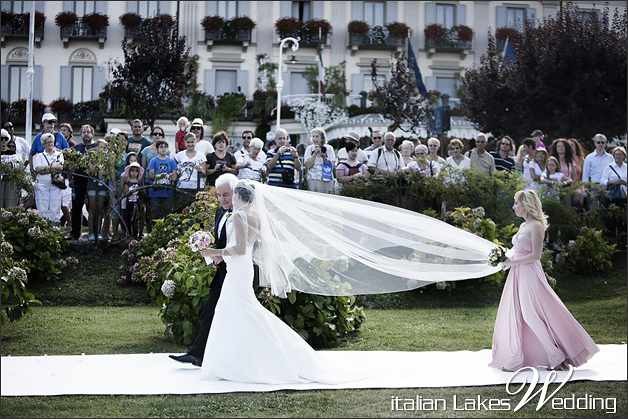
[121,162,144,239]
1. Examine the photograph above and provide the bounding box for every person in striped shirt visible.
[264,128,301,189]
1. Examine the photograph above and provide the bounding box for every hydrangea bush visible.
[0,208,73,282]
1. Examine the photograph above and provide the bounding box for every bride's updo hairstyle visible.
[234,181,255,205]
[514,190,548,229]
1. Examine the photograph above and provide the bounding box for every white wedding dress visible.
[200,209,361,384]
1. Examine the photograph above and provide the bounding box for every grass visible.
[1,252,626,417]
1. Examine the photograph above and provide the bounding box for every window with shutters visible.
[217,1,238,19]
[435,4,456,29]
[8,65,27,102]
[72,66,93,103]
[363,1,385,27]
[5,1,32,13]
[505,7,526,31]
[289,72,309,95]
[291,0,311,22]
[215,69,238,96]
[436,76,459,105]
[72,1,96,16]
[130,1,164,18]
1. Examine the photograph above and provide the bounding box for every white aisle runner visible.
[1,345,625,396]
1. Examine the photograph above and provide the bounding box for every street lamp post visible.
[276,37,299,131]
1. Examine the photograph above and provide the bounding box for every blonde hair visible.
[514,190,548,229]
[400,140,414,152]
[310,127,327,144]
[184,132,196,142]
[177,116,190,128]
[41,132,55,144]
[546,156,560,172]
[612,146,626,158]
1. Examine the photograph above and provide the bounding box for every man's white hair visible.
[215,173,239,190]
[593,133,607,143]
[384,132,396,141]
[250,137,264,149]
[275,128,288,139]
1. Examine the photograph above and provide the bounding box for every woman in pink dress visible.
[489,190,599,371]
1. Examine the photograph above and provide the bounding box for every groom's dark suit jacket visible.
[188,206,258,360]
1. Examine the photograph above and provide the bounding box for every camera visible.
[320,145,327,154]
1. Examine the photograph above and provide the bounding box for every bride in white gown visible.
[199,179,500,384]
[199,181,357,384]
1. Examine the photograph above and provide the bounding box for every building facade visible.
[1,0,624,139]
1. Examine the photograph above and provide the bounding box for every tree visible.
[111,15,190,128]
[460,5,627,144]
[368,51,432,133]
[303,61,349,108]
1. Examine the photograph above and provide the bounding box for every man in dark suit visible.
[169,174,245,366]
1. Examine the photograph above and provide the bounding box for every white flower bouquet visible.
[188,231,215,253]
[488,246,507,267]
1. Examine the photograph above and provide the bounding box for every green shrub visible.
[0,208,69,282]
[559,227,616,274]
[0,231,39,324]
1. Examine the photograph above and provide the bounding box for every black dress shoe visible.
[168,353,201,366]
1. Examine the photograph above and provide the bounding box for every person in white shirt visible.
[601,146,627,206]
[175,133,207,206]
[3,122,29,165]
[405,144,440,177]
[582,133,614,184]
[367,132,403,173]
[336,132,368,163]
[399,140,415,167]
[445,138,471,171]
[364,129,384,159]
[426,137,447,166]
[237,138,267,181]
[190,118,215,158]
[32,133,65,222]
[235,130,266,167]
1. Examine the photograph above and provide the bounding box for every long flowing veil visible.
[237,181,500,298]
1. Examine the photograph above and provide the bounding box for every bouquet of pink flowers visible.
[188,231,215,252]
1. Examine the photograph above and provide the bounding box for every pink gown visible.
[489,223,599,370]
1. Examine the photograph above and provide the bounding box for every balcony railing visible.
[60,21,107,48]
[0,16,44,47]
[277,28,328,48]
[205,27,252,45]
[349,26,405,50]
[425,34,472,52]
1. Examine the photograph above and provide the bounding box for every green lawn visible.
[1,252,626,417]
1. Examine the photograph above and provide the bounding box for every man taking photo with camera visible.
[265,128,301,189]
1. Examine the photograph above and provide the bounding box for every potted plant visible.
[348,20,369,45]
[150,14,174,29]
[202,15,224,41]
[454,24,473,43]
[304,19,331,43]
[229,16,255,41]
[119,12,141,29]
[386,22,409,39]
[424,23,447,42]
[275,17,301,37]
[55,11,77,28]
[83,13,109,33]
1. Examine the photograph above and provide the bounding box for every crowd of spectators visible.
[1,114,626,242]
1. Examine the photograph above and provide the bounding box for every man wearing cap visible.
[29,113,69,166]
[3,122,29,164]
[126,119,152,156]
[336,132,368,164]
